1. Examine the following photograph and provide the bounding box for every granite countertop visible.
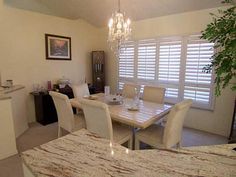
[0,96,11,101]
[0,85,25,99]
[21,129,236,177]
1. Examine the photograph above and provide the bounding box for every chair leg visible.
[58,127,62,138]
[127,136,133,149]
[135,138,140,150]
[176,141,181,149]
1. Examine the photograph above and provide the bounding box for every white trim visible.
[134,41,138,83]
[179,36,187,102]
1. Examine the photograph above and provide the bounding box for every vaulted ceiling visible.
[5,0,226,27]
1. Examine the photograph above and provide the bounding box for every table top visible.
[70,93,172,129]
[22,129,236,177]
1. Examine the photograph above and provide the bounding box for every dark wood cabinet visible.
[31,92,58,125]
[31,85,76,125]
[92,51,105,93]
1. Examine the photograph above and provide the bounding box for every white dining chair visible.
[72,83,90,99]
[142,86,166,104]
[135,99,192,150]
[122,83,140,98]
[49,91,85,137]
[80,99,133,149]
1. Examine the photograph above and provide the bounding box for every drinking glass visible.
[33,84,40,93]
[104,86,110,96]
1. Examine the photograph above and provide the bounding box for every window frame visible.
[117,34,215,111]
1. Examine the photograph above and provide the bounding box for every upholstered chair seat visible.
[142,86,166,104]
[112,123,133,145]
[72,83,90,113]
[122,83,140,98]
[73,114,86,131]
[135,99,192,150]
[80,99,133,149]
[49,91,85,137]
[135,124,164,148]
[72,83,90,98]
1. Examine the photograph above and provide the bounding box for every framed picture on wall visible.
[45,34,71,60]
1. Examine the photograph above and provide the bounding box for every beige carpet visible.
[0,122,58,177]
[0,122,227,177]
[16,122,58,152]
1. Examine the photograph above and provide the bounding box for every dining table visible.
[70,93,172,129]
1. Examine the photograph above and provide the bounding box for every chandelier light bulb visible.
[117,22,122,29]
[127,18,131,25]
[108,18,113,28]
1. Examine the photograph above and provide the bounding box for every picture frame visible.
[45,34,71,60]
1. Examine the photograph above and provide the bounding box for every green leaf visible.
[201,0,236,96]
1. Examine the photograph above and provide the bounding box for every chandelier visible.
[108,0,131,55]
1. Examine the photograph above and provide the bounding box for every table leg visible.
[132,127,137,150]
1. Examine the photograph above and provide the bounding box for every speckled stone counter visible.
[0,85,25,98]
[21,129,236,177]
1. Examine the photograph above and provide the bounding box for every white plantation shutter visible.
[158,40,182,99]
[118,81,125,90]
[165,87,179,99]
[184,36,214,108]
[119,41,135,79]
[184,86,211,103]
[117,34,214,110]
[137,39,156,80]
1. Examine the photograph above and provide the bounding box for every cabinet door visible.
[42,95,58,124]
[92,51,105,92]
[0,98,18,160]
[33,94,58,125]
[6,88,28,138]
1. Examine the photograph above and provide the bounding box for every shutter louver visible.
[158,40,182,98]
[137,39,156,80]
[119,41,135,79]
[118,81,125,90]
[165,87,179,98]
[184,86,210,103]
[184,36,214,104]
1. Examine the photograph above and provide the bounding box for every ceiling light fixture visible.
[108,0,131,56]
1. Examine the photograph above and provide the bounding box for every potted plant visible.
[201,0,236,96]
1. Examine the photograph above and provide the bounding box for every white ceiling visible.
[5,0,226,27]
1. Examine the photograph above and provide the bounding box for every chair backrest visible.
[163,99,192,148]
[143,86,166,104]
[122,83,140,98]
[72,83,90,99]
[80,99,113,141]
[49,91,75,132]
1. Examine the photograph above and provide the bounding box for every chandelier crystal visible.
[108,0,131,55]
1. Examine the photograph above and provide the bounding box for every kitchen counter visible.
[21,129,236,177]
[0,85,28,137]
[0,85,25,96]
[0,95,11,100]
[0,97,18,160]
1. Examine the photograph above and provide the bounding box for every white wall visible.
[99,7,236,137]
[0,0,103,122]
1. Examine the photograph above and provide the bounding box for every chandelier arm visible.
[118,39,121,56]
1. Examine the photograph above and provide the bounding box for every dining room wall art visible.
[45,34,71,60]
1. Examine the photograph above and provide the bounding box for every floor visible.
[0,122,228,177]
